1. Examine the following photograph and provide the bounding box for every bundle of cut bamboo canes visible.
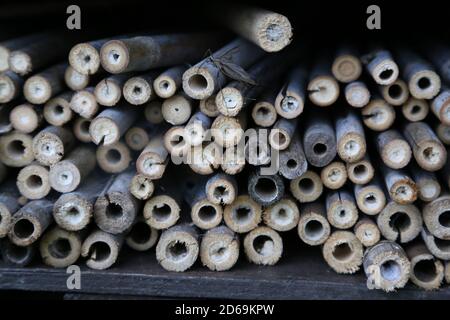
[1,3,450,293]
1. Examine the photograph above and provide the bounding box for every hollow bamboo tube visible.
[53,171,113,231]
[43,91,74,127]
[321,161,347,190]
[136,135,168,179]
[410,163,441,202]
[421,226,450,260]
[211,114,246,148]
[0,180,21,237]
[361,98,395,132]
[0,33,47,72]
[377,201,422,243]
[156,224,199,272]
[262,197,299,232]
[431,87,450,125]
[354,177,387,215]
[423,195,450,240]
[402,97,429,122]
[69,38,109,75]
[332,46,362,83]
[154,65,187,99]
[403,121,447,171]
[297,202,330,246]
[290,170,323,203]
[248,170,285,206]
[252,89,278,127]
[32,126,74,166]
[64,66,89,91]
[73,117,92,143]
[161,93,193,125]
[200,226,239,271]
[376,129,412,169]
[244,226,283,265]
[123,72,157,105]
[143,193,181,230]
[184,111,212,147]
[307,59,340,107]
[125,218,159,252]
[100,33,222,74]
[278,133,308,180]
[346,154,374,185]
[188,186,223,230]
[9,33,77,75]
[182,38,265,100]
[23,63,66,104]
[16,162,50,200]
[427,44,450,84]
[326,189,359,229]
[8,199,53,246]
[188,142,221,175]
[144,100,164,124]
[205,173,238,205]
[354,218,381,247]
[0,131,34,167]
[362,49,399,85]
[199,94,220,118]
[0,70,23,103]
[406,243,444,290]
[396,49,441,100]
[89,104,139,146]
[322,231,363,274]
[381,165,417,204]
[94,168,140,234]
[130,173,154,201]
[163,126,189,158]
[223,194,262,233]
[81,229,124,270]
[221,144,246,175]
[380,79,409,106]
[344,81,371,108]
[335,110,366,163]
[94,74,131,106]
[69,87,98,119]
[303,112,336,167]
[363,241,411,292]
[274,66,306,119]
[10,103,42,133]
[49,145,96,193]
[0,103,14,134]
[124,120,154,152]
[1,239,35,266]
[212,3,292,52]
[269,118,297,151]
[39,226,83,268]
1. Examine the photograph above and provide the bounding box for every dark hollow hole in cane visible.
[106,149,122,164]
[211,246,227,261]
[7,140,25,157]
[389,211,411,234]
[275,132,286,147]
[89,241,111,262]
[286,159,297,169]
[423,147,438,162]
[54,105,64,115]
[364,194,377,205]
[26,174,43,189]
[418,77,431,90]
[130,221,151,244]
[7,244,28,261]
[332,242,353,261]
[49,238,71,259]
[80,120,90,133]
[171,134,185,147]
[159,80,170,91]
[188,74,208,91]
[67,206,80,217]
[414,259,438,283]
[14,219,35,239]
[313,143,327,156]
[257,106,270,117]
[438,211,450,228]
[213,186,228,200]
[434,238,450,252]
[198,205,217,222]
[83,55,91,63]
[304,220,324,240]
[133,86,142,95]
[235,207,251,223]
[153,203,172,221]
[388,84,402,98]
[253,235,274,256]
[167,241,188,261]
[411,105,421,114]
[380,259,401,281]
[254,177,277,201]
[105,202,123,219]
[353,164,367,179]
[298,178,314,194]
[379,69,393,80]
